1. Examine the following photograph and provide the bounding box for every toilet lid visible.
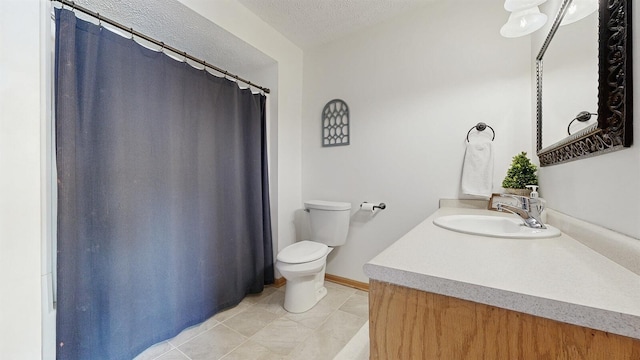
[277,241,329,264]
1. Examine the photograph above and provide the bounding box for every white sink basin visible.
[433,215,561,239]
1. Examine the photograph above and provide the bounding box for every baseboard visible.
[272,274,369,292]
[325,274,369,292]
[273,277,286,288]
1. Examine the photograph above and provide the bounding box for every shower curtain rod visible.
[52,0,271,94]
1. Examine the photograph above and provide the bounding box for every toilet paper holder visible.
[361,202,386,211]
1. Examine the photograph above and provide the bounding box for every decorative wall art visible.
[322,99,350,147]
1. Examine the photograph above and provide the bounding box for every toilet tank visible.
[305,200,351,247]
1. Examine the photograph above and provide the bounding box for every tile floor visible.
[134,281,369,360]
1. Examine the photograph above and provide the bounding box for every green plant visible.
[502,152,538,189]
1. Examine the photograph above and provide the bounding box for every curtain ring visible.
[202,61,207,71]
[183,51,188,63]
[130,28,135,41]
[97,13,102,27]
[159,42,165,53]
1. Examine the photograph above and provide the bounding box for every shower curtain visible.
[54,9,273,360]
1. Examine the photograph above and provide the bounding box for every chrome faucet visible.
[496,194,546,229]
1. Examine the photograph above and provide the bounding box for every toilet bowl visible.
[276,200,351,313]
[277,241,334,313]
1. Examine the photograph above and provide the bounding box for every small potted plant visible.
[501,152,538,196]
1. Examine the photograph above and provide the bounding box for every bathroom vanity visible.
[364,203,640,359]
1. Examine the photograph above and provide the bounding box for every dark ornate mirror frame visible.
[536,0,633,166]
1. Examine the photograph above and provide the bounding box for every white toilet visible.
[276,200,351,313]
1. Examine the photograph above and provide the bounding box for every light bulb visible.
[561,0,598,26]
[500,7,548,38]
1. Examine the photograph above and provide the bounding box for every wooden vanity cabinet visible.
[369,280,640,359]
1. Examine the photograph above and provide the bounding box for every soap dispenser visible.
[526,185,546,223]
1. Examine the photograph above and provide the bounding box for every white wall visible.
[177,0,304,265]
[535,2,640,239]
[0,0,44,358]
[301,2,533,282]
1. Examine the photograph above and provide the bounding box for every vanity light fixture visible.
[500,6,548,38]
[560,0,598,26]
[567,111,597,135]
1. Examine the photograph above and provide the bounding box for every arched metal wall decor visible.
[322,99,350,147]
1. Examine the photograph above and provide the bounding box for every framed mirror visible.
[536,0,633,166]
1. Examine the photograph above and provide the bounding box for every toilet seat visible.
[277,240,329,264]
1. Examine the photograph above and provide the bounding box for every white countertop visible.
[363,207,640,340]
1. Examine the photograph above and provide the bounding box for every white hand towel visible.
[461,140,494,198]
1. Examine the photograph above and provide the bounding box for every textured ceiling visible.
[62,0,437,80]
[69,0,276,76]
[236,0,435,49]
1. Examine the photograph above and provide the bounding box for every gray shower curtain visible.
[55,9,273,360]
